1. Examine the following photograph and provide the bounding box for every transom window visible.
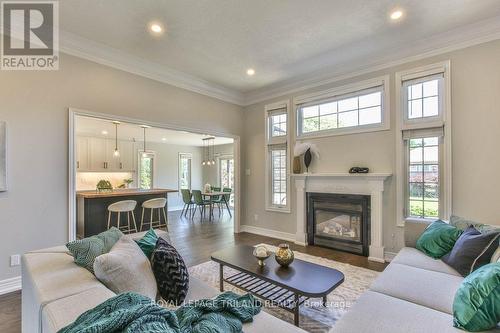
[270,113,287,137]
[295,77,389,138]
[407,137,440,219]
[300,90,382,134]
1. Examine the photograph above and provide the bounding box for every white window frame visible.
[265,100,291,213]
[178,152,192,191]
[294,76,390,139]
[138,151,157,189]
[396,61,452,226]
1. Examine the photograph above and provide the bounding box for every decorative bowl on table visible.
[253,245,271,266]
[275,243,294,267]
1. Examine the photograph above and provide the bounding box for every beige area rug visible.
[188,244,380,333]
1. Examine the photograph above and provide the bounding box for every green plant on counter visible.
[96,180,113,192]
[117,178,134,189]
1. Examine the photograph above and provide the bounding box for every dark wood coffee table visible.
[211,245,345,327]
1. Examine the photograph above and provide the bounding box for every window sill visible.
[296,123,390,140]
[265,206,291,214]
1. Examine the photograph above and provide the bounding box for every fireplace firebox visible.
[307,192,370,256]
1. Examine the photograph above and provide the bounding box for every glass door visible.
[139,152,155,189]
[219,157,234,206]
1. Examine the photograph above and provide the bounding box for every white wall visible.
[145,142,203,210]
[242,39,500,255]
[0,52,243,281]
[202,143,234,186]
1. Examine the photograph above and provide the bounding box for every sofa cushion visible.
[66,227,123,273]
[23,252,104,306]
[333,290,497,333]
[450,215,500,234]
[42,286,115,333]
[442,226,500,276]
[453,263,500,332]
[151,237,189,305]
[370,262,463,314]
[93,236,158,300]
[416,220,462,259]
[392,247,461,276]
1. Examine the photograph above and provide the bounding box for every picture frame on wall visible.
[0,121,6,191]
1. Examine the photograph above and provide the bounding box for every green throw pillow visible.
[453,263,500,331]
[416,220,462,258]
[66,227,123,273]
[135,228,158,259]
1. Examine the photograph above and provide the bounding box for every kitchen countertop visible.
[76,188,178,198]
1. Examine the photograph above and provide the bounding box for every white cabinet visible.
[76,137,89,170]
[77,136,136,172]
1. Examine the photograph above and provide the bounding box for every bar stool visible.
[140,198,168,232]
[107,200,138,234]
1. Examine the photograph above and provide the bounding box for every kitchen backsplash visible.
[76,172,136,190]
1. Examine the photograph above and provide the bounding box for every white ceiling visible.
[57,1,500,104]
[76,116,234,147]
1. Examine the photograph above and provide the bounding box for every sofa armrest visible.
[404,220,432,248]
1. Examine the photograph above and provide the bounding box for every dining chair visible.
[192,190,212,219]
[180,189,194,217]
[211,186,222,215]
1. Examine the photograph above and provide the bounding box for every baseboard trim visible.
[384,251,397,262]
[0,276,21,295]
[240,225,296,243]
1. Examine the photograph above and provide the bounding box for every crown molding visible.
[59,31,245,106]
[242,16,500,106]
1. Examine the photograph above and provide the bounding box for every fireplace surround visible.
[307,192,370,256]
[293,173,391,262]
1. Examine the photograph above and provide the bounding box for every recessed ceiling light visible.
[162,138,167,141]
[246,68,255,76]
[390,10,403,20]
[149,22,164,35]
[101,130,108,135]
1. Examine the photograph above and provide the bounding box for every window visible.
[403,74,444,127]
[265,100,290,212]
[295,76,390,138]
[179,153,192,190]
[396,61,451,225]
[139,152,155,189]
[219,157,234,206]
[406,135,441,219]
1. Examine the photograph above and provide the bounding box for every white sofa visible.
[333,220,500,333]
[21,230,306,333]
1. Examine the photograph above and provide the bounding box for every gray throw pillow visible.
[442,226,500,276]
[94,236,158,300]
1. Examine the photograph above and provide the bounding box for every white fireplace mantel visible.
[292,173,392,263]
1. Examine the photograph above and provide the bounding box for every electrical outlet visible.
[254,214,259,221]
[245,169,251,176]
[10,254,20,267]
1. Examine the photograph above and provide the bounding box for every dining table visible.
[201,191,233,221]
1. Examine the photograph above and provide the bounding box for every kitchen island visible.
[76,188,178,238]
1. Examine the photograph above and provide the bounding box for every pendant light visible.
[202,138,207,165]
[140,125,150,157]
[112,121,121,157]
[211,138,216,165]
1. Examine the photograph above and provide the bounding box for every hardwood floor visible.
[0,209,386,333]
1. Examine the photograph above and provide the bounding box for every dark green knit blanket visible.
[58,291,261,333]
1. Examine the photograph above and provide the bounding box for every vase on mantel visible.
[293,156,302,174]
[304,148,312,173]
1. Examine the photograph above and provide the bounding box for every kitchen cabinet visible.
[77,136,136,172]
[76,137,89,170]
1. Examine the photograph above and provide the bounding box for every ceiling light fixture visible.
[112,121,121,158]
[149,22,164,35]
[140,125,150,157]
[162,137,167,142]
[390,9,403,20]
[246,68,255,76]
[101,130,108,135]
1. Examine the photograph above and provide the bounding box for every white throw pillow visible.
[94,236,157,300]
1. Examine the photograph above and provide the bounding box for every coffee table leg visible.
[219,263,224,292]
[322,295,327,307]
[294,293,300,326]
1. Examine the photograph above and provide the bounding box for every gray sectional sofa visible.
[333,220,500,333]
[21,230,306,333]
[22,222,499,333]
